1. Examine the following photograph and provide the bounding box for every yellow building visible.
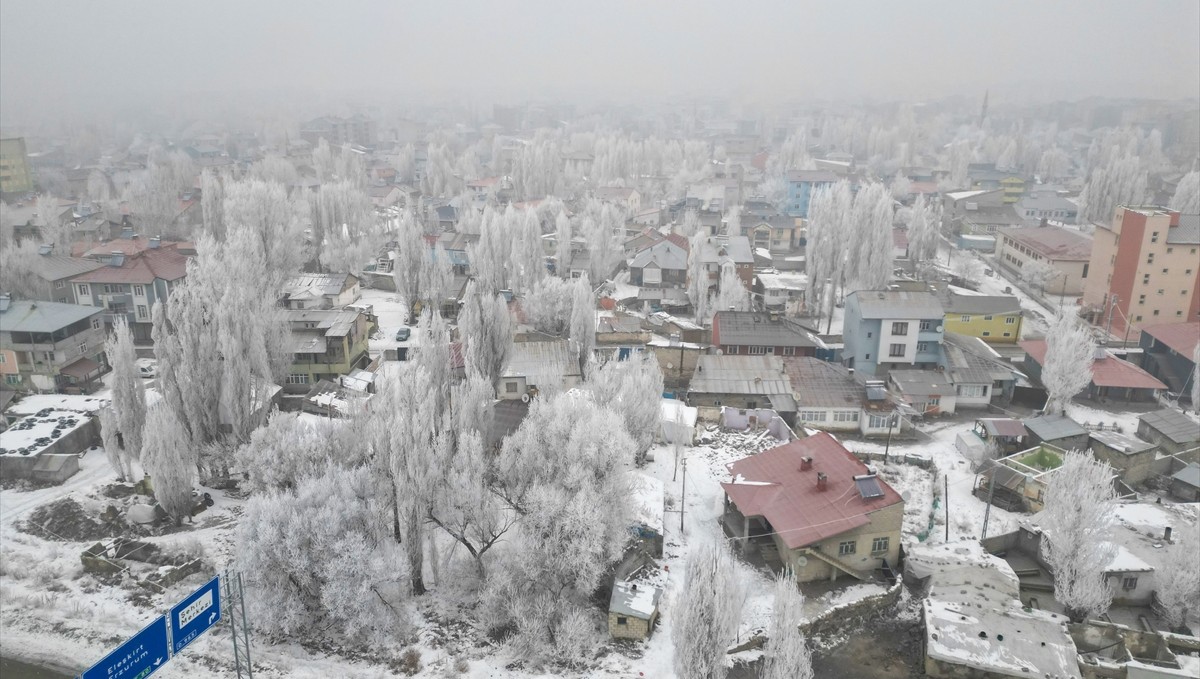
[999,176,1025,203]
[0,137,34,194]
[923,285,1024,344]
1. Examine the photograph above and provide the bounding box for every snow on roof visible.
[661,399,697,428]
[609,580,660,620]
[628,471,665,534]
[5,393,110,416]
[944,189,992,201]
[1103,543,1154,574]
[923,599,1080,678]
[0,409,91,457]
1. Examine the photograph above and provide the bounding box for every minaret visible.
[980,90,989,127]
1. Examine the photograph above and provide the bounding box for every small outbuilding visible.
[1170,463,1200,502]
[1022,413,1089,451]
[30,454,80,484]
[608,580,661,640]
[1136,409,1200,455]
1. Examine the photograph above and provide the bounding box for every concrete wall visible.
[1090,440,1160,485]
[783,501,904,582]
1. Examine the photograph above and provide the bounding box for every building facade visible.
[843,290,945,377]
[785,170,838,218]
[995,226,1093,296]
[0,299,108,393]
[71,244,189,342]
[0,137,34,194]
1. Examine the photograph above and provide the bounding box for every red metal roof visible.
[1140,322,1200,359]
[720,432,904,550]
[1020,340,1168,390]
[72,247,189,284]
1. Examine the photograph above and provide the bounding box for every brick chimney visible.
[800,456,813,471]
[816,472,828,491]
[1168,210,1181,227]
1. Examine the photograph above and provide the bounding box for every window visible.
[91,319,101,330]
[77,343,86,355]
[957,384,988,398]
[1121,576,1138,590]
[928,396,941,407]
[888,344,905,357]
[864,353,871,361]
[983,315,993,321]
[0,354,4,364]
[838,540,857,556]
[616,616,628,626]
[505,382,518,394]
[725,346,738,355]
[891,322,909,335]
[1148,253,1155,264]
[833,411,859,422]
[134,285,144,296]
[748,346,767,355]
[1136,315,1143,322]
[40,351,54,362]
[868,414,889,428]
[866,332,872,339]
[1003,332,1011,337]
[54,279,64,289]
[981,331,991,337]
[1163,268,1169,274]
[799,410,826,422]
[871,537,890,554]
[5,375,20,385]
[77,284,89,296]
[782,347,796,356]
[1143,274,1150,285]
[287,373,310,385]
[1167,247,1174,254]
[136,305,148,318]
[919,320,932,331]
[960,315,970,322]
[1158,289,1164,296]
[1138,294,1146,305]
[1151,231,1159,243]
[1153,310,1160,316]
[916,342,930,352]
[1082,263,1089,278]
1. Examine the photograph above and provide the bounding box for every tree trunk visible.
[405,513,426,595]
[392,488,402,543]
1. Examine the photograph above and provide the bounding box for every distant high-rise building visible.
[0,137,34,194]
[299,115,376,148]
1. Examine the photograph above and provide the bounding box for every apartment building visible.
[1083,207,1200,336]
[0,297,108,393]
[0,137,34,194]
[995,226,1093,295]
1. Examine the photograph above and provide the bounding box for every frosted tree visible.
[487,390,634,664]
[673,541,744,679]
[554,210,573,278]
[1155,531,1200,630]
[237,464,407,642]
[1037,147,1071,181]
[469,206,511,292]
[1038,450,1117,621]
[249,154,299,187]
[140,404,197,524]
[1041,312,1096,414]
[686,232,711,323]
[724,205,741,237]
[804,181,853,327]
[391,209,426,314]
[568,274,596,375]
[35,194,68,248]
[1078,152,1147,224]
[419,243,454,312]
[413,308,451,417]
[521,277,574,335]
[234,413,354,493]
[845,182,894,293]
[1169,170,1200,214]
[761,575,814,679]
[313,180,377,275]
[98,408,133,481]
[199,170,225,240]
[679,208,702,238]
[122,149,196,236]
[509,208,546,294]
[105,319,147,463]
[0,240,47,299]
[890,172,912,200]
[709,262,750,318]
[588,353,664,464]
[1021,259,1060,294]
[223,178,307,283]
[907,194,940,276]
[458,280,514,387]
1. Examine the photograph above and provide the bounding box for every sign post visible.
[169,576,222,654]
[80,615,170,679]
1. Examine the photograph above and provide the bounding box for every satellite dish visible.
[936,326,944,332]
[715,349,724,356]
[796,556,808,568]
[521,393,531,403]
[901,490,912,502]
[666,362,674,370]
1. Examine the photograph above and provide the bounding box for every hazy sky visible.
[2,0,1198,121]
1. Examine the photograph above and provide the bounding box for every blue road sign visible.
[169,575,221,654]
[80,615,169,679]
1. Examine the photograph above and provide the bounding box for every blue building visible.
[843,290,945,377]
[785,170,838,218]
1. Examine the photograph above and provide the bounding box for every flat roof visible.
[0,301,102,333]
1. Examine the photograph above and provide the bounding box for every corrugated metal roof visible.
[1165,214,1200,245]
[978,418,1028,438]
[850,290,944,319]
[0,301,102,333]
[689,355,792,396]
[713,311,822,348]
[1140,321,1200,359]
[1021,340,1167,391]
[1023,414,1087,442]
[1137,409,1200,445]
[782,357,866,409]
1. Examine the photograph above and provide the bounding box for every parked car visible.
[395,327,411,342]
[135,358,157,378]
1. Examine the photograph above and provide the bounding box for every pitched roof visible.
[72,247,189,284]
[721,433,903,549]
[281,273,356,301]
[849,290,944,319]
[942,332,1020,386]
[1140,321,1200,358]
[889,370,955,396]
[1165,214,1200,245]
[783,357,877,410]
[697,235,753,265]
[1022,414,1087,442]
[689,355,792,396]
[628,239,688,271]
[1020,340,1167,390]
[997,226,1092,261]
[0,301,102,333]
[502,340,581,385]
[712,311,822,349]
[938,290,1021,315]
[1137,409,1200,445]
[34,254,103,282]
[978,418,1028,438]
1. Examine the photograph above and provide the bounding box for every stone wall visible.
[608,611,655,640]
[800,579,904,639]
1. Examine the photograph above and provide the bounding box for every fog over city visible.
[1,2,1199,679]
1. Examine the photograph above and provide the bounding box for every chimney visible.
[800,456,813,471]
[109,251,126,267]
[120,226,134,239]
[1168,210,1180,227]
[1093,345,1107,361]
[816,472,828,490]
[1164,526,1172,542]
[149,235,161,249]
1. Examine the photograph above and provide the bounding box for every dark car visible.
[395,327,411,342]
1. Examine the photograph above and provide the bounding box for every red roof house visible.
[720,432,904,582]
[1020,339,1167,402]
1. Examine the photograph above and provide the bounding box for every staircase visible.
[805,547,871,581]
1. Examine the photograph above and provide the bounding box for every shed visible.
[1088,430,1160,485]
[1170,463,1200,502]
[608,580,661,640]
[660,399,697,445]
[30,453,80,484]
[1022,413,1089,450]
[1136,409,1200,455]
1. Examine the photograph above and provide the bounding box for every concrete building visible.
[710,311,823,358]
[996,226,1094,296]
[1083,207,1200,336]
[784,170,838,218]
[0,299,108,393]
[843,290,945,377]
[299,115,376,148]
[686,354,795,417]
[280,273,361,310]
[71,243,189,343]
[0,137,34,194]
[1136,409,1200,455]
[285,308,373,393]
[1137,321,1199,400]
[782,357,901,436]
[1020,340,1167,403]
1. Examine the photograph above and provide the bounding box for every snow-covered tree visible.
[223,178,307,283]
[1037,147,1071,181]
[686,232,711,323]
[469,205,511,292]
[907,194,940,276]
[568,274,596,375]
[98,408,133,481]
[391,209,426,313]
[724,205,741,237]
[1021,259,1060,294]
[105,319,147,464]
[488,390,634,664]
[1078,151,1147,224]
[458,281,514,387]
[761,575,814,679]
[521,277,574,335]
[419,243,454,312]
[140,404,196,524]
[234,413,354,493]
[588,353,664,464]
[1042,312,1096,414]
[554,210,573,278]
[35,193,68,248]
[1155,530,1200,630]
[509,208,546,294]
[1169,170,1200,214]
[709,262,750,318]
[237,463,407,642]
[673,540,744,679]
[845,182,894,293]
[804,180,853,326]
[0,239,47,299]
[413,308,452,417]
[199,170,225,240]
[1038,450,1117,621]
[890,172,912,201]
[312,180,377,275]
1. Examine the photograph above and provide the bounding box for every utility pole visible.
[1105,294,1118,341]
[679,459,687,534]
[981,468,997,540]
[883,412,897,464]
[944,476,950,542]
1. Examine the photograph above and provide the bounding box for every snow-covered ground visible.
[358,288,418,359]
